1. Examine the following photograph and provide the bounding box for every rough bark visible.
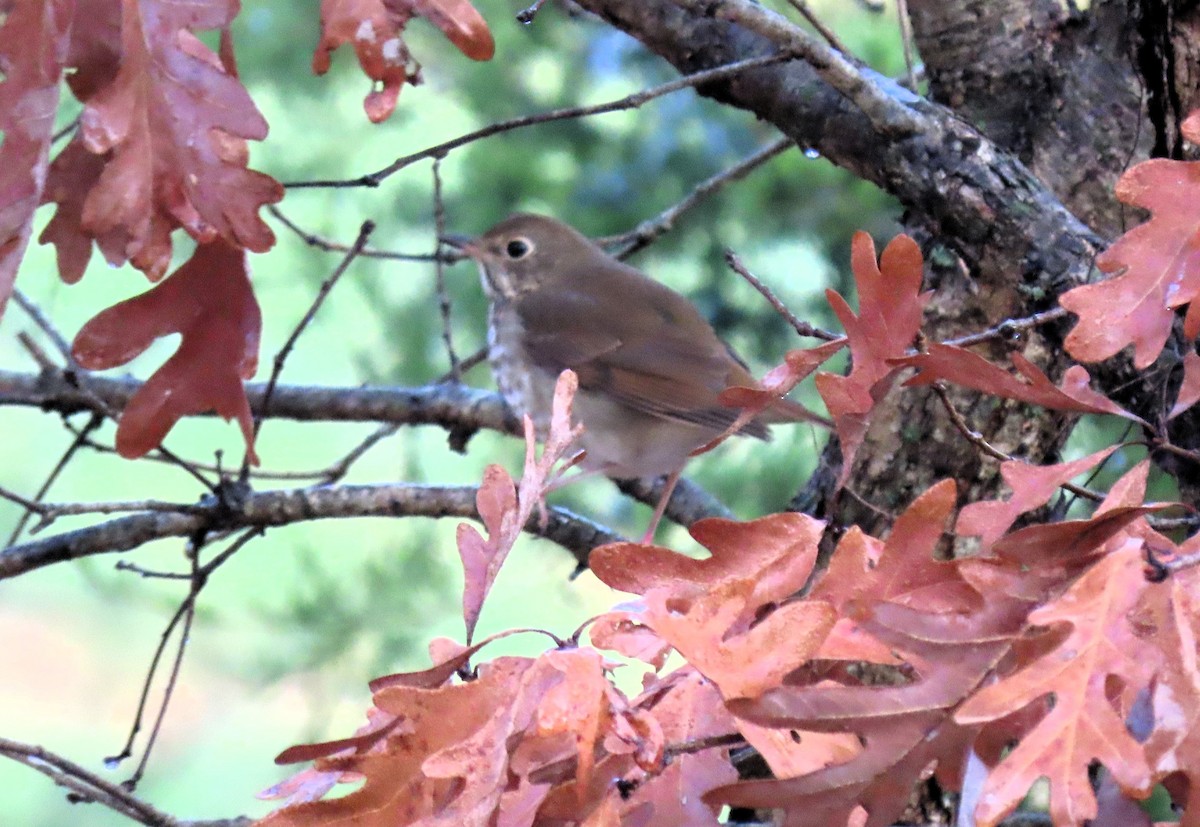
[568,0,1200,526]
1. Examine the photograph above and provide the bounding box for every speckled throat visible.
[486,299,556,437]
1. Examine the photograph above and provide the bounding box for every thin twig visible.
[943,307,1069,349]
[784,0,851,55]
[12,289,73,360]
[516,0,548,23]
[284,53,797,189]
[896,0,917,91]
[723,250,840,340]
[266,204,444,262]
[931,382,1104,503]
[663,732,747,759]
[431,156,461,380]
[0,737,177,827]
[246,220,376,477]
[600,137,795,259]
[110,529,264,789]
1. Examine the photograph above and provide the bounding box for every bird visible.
[444,213,828,539]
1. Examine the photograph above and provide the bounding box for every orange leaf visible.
[619,669,738,825]
[955,544,1157,827]
[956,447,1119,555]
[590,511,824,618]
[815,232,930,486]
[1061,116,1200,368]
[895,344,1142,422]
[72,240,261,463]
[536,650,612,800]
[813,480,979,615]
[1170,349,1200,419]
[0,0,70,317]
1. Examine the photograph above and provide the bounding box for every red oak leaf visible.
[589,511,824,617]
[813,479,979,615]
[955,544,1158,827]
[45,0,282,281]
[313,0,494,123]
[1143,564,1200,825]
[0,0,71,317]
[1060,113,1200,368]
[618,669,738,825]
[712,598,1019,827]
[1170,349,1200,419]
[456,370,582,642]
[815,232,930,486]
[895,343,1143,422]
[955,447,1119,555]
[71,240,261,463]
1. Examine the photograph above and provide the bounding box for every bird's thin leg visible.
[641,469,682,544]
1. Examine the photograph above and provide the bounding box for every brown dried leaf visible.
[71,240,261,463]
[956,447,1119,555]
[1060,114,1200,368]
[815,232,930,486]
[50,0,282,280]
[895,344,1143,422]
[0,0,71,316]
[955,544,1158,827]
[313,0,493,123]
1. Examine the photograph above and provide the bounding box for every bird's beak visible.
[439,233,478,258]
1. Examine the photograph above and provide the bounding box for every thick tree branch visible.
[0,483,622,580]
[0,368,731,530]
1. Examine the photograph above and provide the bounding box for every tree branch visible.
[0,483,622,580]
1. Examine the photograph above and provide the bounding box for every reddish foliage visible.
[814,232,930,486]
[956,447,1118,555]
[42,0,282,281]
[313,0,494,123]
[956,544,1158,826]
[895,343,1143,422]
[1060,114,1200,369]
[72,240,262,463]
[458,371,582,642]
[0,0,71,317]
[1171,349,1200,419]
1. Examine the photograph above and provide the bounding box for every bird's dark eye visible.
[505,238,533,259]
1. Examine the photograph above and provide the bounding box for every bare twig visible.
[12,289,73,361]
[723,250,840,340]
[516,0,549,23]
[248,220,376,476]
[431,156,462,380]
[600,137,795,259]
[267,204,444,262]
[897,0,917,90]
[284,53,798,189]
[0,737,177,827]
[113,529,263,790]
[783,0,850,55]
[930,382,1104,503]
[942,307,1069,349]
[7,414,102,545]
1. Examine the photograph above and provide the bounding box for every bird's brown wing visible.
[514,274,769,437]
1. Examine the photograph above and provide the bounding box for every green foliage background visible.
[0,1,903,824]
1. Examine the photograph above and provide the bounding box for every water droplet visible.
[804,148,820,159]
[103,757,121,771]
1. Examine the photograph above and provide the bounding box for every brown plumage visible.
[447,213,827,481]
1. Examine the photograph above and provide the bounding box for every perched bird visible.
[444,213,827,536]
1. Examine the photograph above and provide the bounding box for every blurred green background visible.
[0,1,904,824]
